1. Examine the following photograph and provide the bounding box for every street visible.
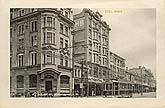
[132,92,156,98]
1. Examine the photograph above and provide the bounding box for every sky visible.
[72,8,156,77]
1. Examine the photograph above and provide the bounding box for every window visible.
[79,19,84,26]
[75,21,79,27]
[98,35,101,43]
[44,17,46,27]
[103,71,106,78]
[18,10,22,16]
[103,47,105,55]
[32,35,37,46]
[99,46,101,53]
[47,17,52,27]
[47,51,52,64]
[65,56,68,67]
[94,54,97,63]
[89,52,92,61]
[31,21,37,32]
[77,70,80,78]
[89,66,92,75]
[17,75,24,88]
[29,74,37,88]
[75,19,84,27]
[94,67,98,76]
[65,26,68,36]
[60,75,70,88]
[18,55,24,66]
[60,23,63,34]
[18,25,21,34]
[65,40,68,48]
[53,33,55,44]
[21,9,24,15]
[31,52,37,65]
[99,56,101,64]
[60,54,63,65]
[53,18,55,28]
[53,52,56,64]
[44,32,46,43]
[65,11,68,18]
[89,29,92,38]
[47,32,52,43]
[60,37,63,48]
[43,53,46,64]
[18,24,24,34]
[102,57,105,65]
[74,69,77,77]
[99,69,102,78]
[31,8,34,12]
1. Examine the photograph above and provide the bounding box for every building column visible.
[95,83,97,96]
[87,82,89,97]
[37,74,40,92]
[69,76,72,95]
[24,73,29,93]
[118,83,120,95]
[112,83,113,96]
[57,75,60,94]
[13,75,17,93]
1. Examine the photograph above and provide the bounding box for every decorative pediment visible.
[38,68,61,80]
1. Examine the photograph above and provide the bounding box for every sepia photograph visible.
[10,8,156,98]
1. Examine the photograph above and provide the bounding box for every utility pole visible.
[71,30,75,97]
[140,66,143,96]
[80,62,84,97]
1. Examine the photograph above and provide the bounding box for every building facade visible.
[10,8,74,96]
[109,51,131,96]
[73,8,111,96]
[128,66,156,93]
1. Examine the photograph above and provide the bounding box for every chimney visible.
[139,66,141,69]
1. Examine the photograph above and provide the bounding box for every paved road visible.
[132,92,156,98]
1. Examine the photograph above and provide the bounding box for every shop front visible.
[37,68,60,94]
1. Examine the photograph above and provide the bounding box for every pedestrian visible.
[137,90,140,94]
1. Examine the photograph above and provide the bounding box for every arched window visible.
[29,74,37,88]
[60,75,70,88]
[17,75,24,88]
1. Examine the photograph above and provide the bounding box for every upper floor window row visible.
[75,19,84,28]
[31,21,37,32]
[60,23,69,36]
[18,9,25,17]
[18,24,24,35]
[44,17,55,28]
[17,21,37,35]
[43,32,55,44]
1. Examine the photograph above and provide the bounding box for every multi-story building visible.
[10,8,74,96]
[109,51,128,95]
[128,66,156,93]
[73,8,111,96]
